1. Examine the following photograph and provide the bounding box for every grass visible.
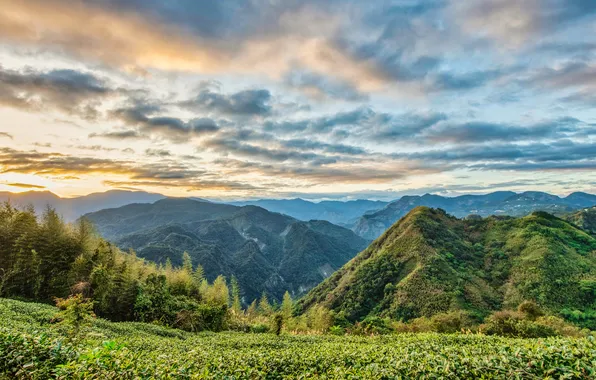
[1,298,596,379]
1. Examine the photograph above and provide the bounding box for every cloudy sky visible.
[1,0,595,200]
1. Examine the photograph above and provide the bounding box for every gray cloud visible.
[109,103,220,142]
[0,132,13,139]
[0,66,113,119]
[181,88,272,116]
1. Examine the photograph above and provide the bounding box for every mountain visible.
[229,198,387,226]
[353,191,596,240]
[302,207,596,322]
[83,198,369,303]
[0,190,165,221]
[565,206,596,236]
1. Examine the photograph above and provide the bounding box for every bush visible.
[174,304,228,332]
[351,316,393,335]
[329,325,345,336]
[517,300,544,321]
[481,310,557,338]
[250,324,270,334]
[53,294,96,340]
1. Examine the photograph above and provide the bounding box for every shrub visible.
[54,294,96,340]
[174,304,228,332]
[351,316,393,335]
[250,324,270,334]
[517,300,544,321]
[329,325,345,336]
[481,310,557,338]
[273,314,283,336]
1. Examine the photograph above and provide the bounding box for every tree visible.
[273,313,283,336]
[281,291,293,320]
[182,252,193,274]
[258,292,272,316]
[230,276,242,316]
[54,294,96,340]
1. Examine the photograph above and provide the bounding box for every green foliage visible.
[303,207,596,327]
[273,314,283,336]
[0,203,244,333]
[2,298,596,379]
[53,294,95,339]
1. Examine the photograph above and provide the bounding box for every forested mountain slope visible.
[565,206,596,236]
[84,198,369,302]
[303,207,596,322]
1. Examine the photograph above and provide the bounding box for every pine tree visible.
[230,276,242,315]
[258,292,272,316]
[281,291,293,320]
[182,251,193,273]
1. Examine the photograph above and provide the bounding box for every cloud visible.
[6,182,46,189]
[145,148,171,157]
[284,70,368,101]
[0,132,13,139]
[181,88,272,116]
[420,117,589,143]
[109,103,220,142]
[0,66,113,118]
[455,0,596,47]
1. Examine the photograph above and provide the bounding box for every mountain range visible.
[302,206,596,322]
[353,191,596,240]
[0,190,164,221]
[83,198,369,303]
[229,198,387,226]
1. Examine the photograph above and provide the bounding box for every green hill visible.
[565,207,596,236]
[84,198,369,303]
[302,207,596,322]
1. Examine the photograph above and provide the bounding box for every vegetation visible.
[0,203,239,331]
[84,198,369,302]
[304,207,596,326]
[1,298,595,379]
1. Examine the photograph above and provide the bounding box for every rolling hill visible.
[302,207,596,322]
[353,191,596,240]
[83,198,369,303]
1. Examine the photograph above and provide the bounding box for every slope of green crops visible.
[1,298,595,379]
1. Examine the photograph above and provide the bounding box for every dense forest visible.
[0,203,338,333]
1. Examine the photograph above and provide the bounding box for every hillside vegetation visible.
[354,191,596,240]
[566,206,596,236]
[1,298,595,379]
[84,198,369,302]
[303,207,596,326]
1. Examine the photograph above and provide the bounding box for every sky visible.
[0,0,595,200]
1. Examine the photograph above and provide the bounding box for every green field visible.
[1,298,595,379]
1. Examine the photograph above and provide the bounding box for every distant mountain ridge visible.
[302,207,596,322]
[228,198,387,226]
[353,191,596,240]
[83,198,369,303]
[0,190,165,221]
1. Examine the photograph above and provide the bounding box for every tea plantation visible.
[1,298,595,379]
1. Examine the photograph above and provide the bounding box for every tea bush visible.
[2,298,596,379]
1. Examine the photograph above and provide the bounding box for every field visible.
[1,298,595,379]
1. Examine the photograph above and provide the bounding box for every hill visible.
[302,207,596,322]
[565,206,596,236]
[353,191,596,240]
[84,198,369,302]
[229,198,387,226]
[0,190,164,221]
